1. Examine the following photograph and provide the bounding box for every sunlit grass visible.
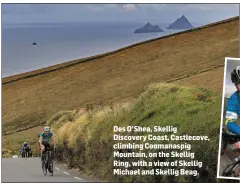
[48,83,221,182]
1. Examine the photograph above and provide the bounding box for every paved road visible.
[219,153,235,176]
[2,158,99,182]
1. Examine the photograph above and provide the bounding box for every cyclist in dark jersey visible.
[20,142,32,157]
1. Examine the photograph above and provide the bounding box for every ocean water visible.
[2,22,191,77]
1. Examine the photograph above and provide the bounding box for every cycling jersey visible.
[226,91,240,134]
[40,132,54,143]
[20,144,31,152]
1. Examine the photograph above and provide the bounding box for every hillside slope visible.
[51,83,221,183]
[2,17,239,135]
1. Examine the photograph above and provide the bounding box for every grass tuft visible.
[48,83,221,182]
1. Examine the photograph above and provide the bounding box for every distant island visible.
[134,23,163,33]
[167,15,193,29]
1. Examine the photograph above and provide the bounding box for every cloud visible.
[2,4,238,24]
[3,4,237,15]
[119,4,138,11]
[2,4,50,14]
[86,5,106,12]
[87,4,138,12]
[137,4,166,11]
[181,4,238,11]
[85,4,120,12]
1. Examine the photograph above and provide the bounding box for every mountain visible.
[2,16,238,140]
[167,15,194,29]
[134,23,163,33]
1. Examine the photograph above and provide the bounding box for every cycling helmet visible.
[23,142,27,146]
[231,66,240,84]
[44,126,50,132]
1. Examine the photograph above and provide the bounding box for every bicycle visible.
[41,146,54,176]
[21,149,26,158]
[21,146,32,158]
[221,127,240,177]
[21,148,29,158]
[222,157,240,177]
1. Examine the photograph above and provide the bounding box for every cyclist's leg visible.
[45,142,53,172]
[22,148,26,157]
[41,142,47,163]
[41,150,45,163]
[49,142,55,160]
[26,147,29,157]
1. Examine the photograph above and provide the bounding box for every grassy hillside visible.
[173,67,225,92]
[2,127,41,157]
[2,17,239,136]
[50,83,222,183]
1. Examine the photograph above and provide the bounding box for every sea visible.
[2,22,201,77]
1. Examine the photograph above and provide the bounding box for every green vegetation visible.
[50,83,221,183]
[2,127,41,157]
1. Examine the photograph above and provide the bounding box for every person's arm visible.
[53,137,56,149]
[226,93,240,134]
[39,134,43,150]
[50,133,56,149]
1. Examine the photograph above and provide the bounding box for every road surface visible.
[2,158,99,182]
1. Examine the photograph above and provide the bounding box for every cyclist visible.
[225,66,240,151]
[39,126,55,167]
[20,142,32,157]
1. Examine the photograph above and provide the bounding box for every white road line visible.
[63,172,70,175]
[55,167,60,170]
[74,177,82,181]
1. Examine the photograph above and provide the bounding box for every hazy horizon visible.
[2,4,239,25]
[2,4,239,77]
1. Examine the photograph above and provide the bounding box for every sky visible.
[2,4,239,24]
[225,59,240,98]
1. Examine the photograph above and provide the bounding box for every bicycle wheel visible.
[48,151,54,176]
[49,161,53,176]
[222,164,237,177]
[42,154,47,175]
[222,159,239,177]
[42,163,47,175]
